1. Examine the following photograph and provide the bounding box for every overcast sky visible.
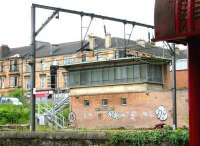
[0,0,155,48]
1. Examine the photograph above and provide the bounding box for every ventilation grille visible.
[180,0,188,32]
[194,0,200,19]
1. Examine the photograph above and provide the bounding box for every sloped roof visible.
[0,37,187,60]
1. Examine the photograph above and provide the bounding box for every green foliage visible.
[108,129,188,146]
[62,105,70,121]
[7,88,24,97]
[7,88,29,106]
[0,104,30,125]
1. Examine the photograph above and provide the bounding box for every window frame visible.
[83,99,90,107]
[121,98,127,106]
[0,76,5,88]
[101,99,108,107]
[40,74,46,89]
[0,62,3,72]
[10,76,18,87]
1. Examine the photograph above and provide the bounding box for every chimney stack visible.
[136,40,146,47]
[105,34,112,48]
[0,45,10,58]
[88,34,95,50]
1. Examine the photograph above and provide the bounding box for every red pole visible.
[188,37,200,146]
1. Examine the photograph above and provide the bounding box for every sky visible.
[0,0,155,48]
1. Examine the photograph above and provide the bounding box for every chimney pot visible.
[105,34,112,48]
[88,34,95,50]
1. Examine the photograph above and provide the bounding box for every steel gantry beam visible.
[35,10,59,36]
[32,3,154,29]
[30,3,154,132]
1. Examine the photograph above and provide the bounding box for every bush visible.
[62,105,70,120]
[7,88,24,98]
[0,104,30,125]
[7,88,29,106]
[109,129,188,146]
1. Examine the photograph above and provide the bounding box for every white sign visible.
[155,106,168,121]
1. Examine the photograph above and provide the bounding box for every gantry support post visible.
[188,37,200,146]
[31,5,36,132]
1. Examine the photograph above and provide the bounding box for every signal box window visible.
[84,100,90,107]
[121,98,127,106]
[101,99,108,107]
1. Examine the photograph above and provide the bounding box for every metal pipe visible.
[32,3,154,29]
[80,15,83,50]
[172,43,177,129]
[124,23,126,57]
[35,10,59,36]
[83,17,93,42]
[31,5,36,132]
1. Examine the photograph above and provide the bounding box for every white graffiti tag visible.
[155,106,168,121]
[68,112,76,123]
[107,111,121,120]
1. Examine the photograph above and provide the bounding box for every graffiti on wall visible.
[106,110,155,120]
[155,105,168,121]
[107,111,122,120]
[68,112,76,123]
[81,107,167,121]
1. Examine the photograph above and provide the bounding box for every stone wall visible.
[0,131,188,146]
[0,132,108,146]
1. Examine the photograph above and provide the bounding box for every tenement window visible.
[25,76,31,89]
[0,62,3,72]
[10,59,18,72]
[0,76,5,88]
[10,76,18,87]
[64,57,73,65]
[40,75,46,89]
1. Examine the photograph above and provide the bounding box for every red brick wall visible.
[71,90,188,129]
[176,70,188,89]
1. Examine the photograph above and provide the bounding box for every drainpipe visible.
[172,44,177,129]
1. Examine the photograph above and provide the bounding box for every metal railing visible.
[37,94,69,128]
